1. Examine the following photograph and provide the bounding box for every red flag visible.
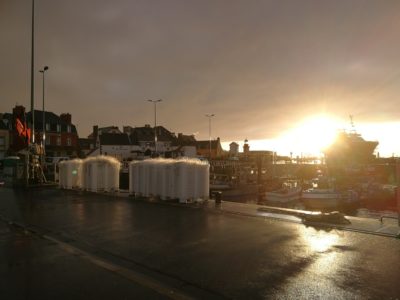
[15,118,24,136]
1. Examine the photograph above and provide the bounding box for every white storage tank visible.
[174,158,209,202]
[128,158,209,202]
[82,156,120,192]
[59,159,83,189]
[165,159,176,200]
[129,160,140,195]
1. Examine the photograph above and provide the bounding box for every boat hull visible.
[302,190,358,210]
[265,187,302,203]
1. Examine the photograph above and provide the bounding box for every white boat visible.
[265,180,302,203]
[302,177,358,210]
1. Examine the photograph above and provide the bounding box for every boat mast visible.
[349,115,356,134]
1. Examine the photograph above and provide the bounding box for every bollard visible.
[214,191,222,205]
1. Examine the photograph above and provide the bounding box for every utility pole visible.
[30,0,35,144]
[205,114,215,160]
[147,99,162,154]
[39,66,49,159]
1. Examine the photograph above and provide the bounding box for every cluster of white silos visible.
[59,156,210,202]
[59,156,120,192]
[129,158,209,203]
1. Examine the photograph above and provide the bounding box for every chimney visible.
[60,113,72,124]
[13,105,26,118]
[93,125,98,139]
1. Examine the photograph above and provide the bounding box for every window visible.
[67,138,71,146]
[57,124,61,132]
[45,137,50,145]
[57,137,61,146]
[46,123,50,131]
[0,136,5,146]
[67,125,71,133]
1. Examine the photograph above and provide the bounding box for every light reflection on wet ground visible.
[301,226,340,253]
[275,227,360,299]
[0,188,399,299]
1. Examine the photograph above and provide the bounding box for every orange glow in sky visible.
[274,115,341,156]
[223,115,342,157]
[222,116,400,157]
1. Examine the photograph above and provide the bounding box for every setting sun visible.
[223,115,343,157]
[275,115,341,156]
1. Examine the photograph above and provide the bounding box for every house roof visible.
[176,134,197,146]
[130,126,177,144]
[196,139,221,150]
[2,110,77,134]
[27,110,62,124]
[88,126,122,138]
[99,133,131,145]
[29,110,77,133]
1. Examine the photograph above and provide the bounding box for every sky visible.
[1,0,400,156]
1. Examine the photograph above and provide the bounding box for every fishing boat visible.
[324,116,378,169]
[265,180,302,203]
[302,177,358,210]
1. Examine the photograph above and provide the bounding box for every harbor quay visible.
[0,187,399,299]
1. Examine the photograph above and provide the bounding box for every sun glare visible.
[221,115,341,156]
[277,115,340,156]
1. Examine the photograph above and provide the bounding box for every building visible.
[88,126,122,139]
[229,142,239,157]
[78,138,95,157]
[128,125,176,154]
[86,125,197,160]
[243,139,250,156]
[88,132,137,160]
[29,111,79,157]
[196,137,224,159]
[0,115,11,159]
[2,106,79,157]
[175,133,197,158]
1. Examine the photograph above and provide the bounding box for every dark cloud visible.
[1,0,400,145]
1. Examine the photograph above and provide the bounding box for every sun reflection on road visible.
[279,226,356,298]
[301,226,339,253]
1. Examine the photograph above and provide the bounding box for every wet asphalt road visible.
[0,219,166,299]
[0,187,399,299]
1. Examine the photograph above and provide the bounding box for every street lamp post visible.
[39,66,49,159]
[30,0,35,144]
[205,114,215,160]
[147,99,162,154]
